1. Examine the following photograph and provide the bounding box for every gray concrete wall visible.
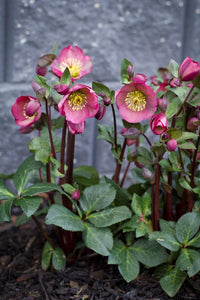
[0,0,200,177]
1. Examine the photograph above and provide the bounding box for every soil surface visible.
[0,219,200,300]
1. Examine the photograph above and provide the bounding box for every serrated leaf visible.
[149,231,180,251]
[108,239,127,264]
[0,181,15,200]
[41,241,54,271]
[87,206,131,227]
[79,183,116,214]
[118,246,139,282]
[14,196,42,217]
[13,156,42,195]
[160,268,187,297]
[92,82,111,97]
[176,248,200,277]
[73,165,99,187]
[22,182,63,197]
[45,204,85,231]
[0,198,13,221]
[52,247,66,270]
[188,232,200,248]
[132,238,168,267]
[82,222,113,256]
[176,212,200,245]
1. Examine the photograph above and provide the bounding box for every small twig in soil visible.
[39,271,50,300]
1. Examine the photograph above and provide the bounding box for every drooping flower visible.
[115,82,157,123]
[51,45,92,81]
[166,139,177,151]
[11,96,41,128]
[178,57,200,81]
[95,102,106,120]
[58,84,99,124]
[150,113,168,135]
[67,121,85,134]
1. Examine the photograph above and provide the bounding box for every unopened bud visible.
[36,65,48,76]
[187,117,199,132]
[170,78,181,87]
[103,97,111,106]
[166,139,177,151]
[157,96,167,112]
[71,190,80,200]
[95,102,106,120]
[19,126,33,134]
[127,65,134,79]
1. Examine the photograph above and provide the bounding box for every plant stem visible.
[45,99,56,159]
[120,161,131,187]
[152,163,161,231]
[31,215,56,249]
[59,119,67,185]
[111,104,118,154]
[113,139,127,184]
[166,172,172,220]
[141,132,156,158]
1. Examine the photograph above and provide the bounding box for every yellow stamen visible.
[23,104,37,119]
[60,58,82,78]
[125,90,146,112]
[68,91,87,111]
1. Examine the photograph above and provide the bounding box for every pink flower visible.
[115,82,157,123]
[58,84,99,124]
[95,102,106,120]
[166,139,177,151]
[71,190,80,200]
[67,121,85,134]
[132,73,147,84]
[51,45,92,81]
[178,57,200,81]
[36,65,48,76]
[11,96,41,127]
[150,113,168,135]
[54,84,69,95]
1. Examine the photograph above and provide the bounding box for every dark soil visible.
[0,219,200,300]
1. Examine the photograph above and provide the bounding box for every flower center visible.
[23,103,37,119]
[125,91,146,112]
[68,91,87,111]
[60,58,82,78]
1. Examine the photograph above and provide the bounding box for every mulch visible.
[0,219,200,300]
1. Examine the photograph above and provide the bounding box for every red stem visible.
[113,139,127,184]
[120,161,131,187]
[45,100,56,159]
[152,163,161,231]
[166,172,172,220]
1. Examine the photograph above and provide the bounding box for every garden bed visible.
[0,219,200,300]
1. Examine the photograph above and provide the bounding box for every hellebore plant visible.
[1,45,200,297]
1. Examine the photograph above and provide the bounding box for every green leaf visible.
[60,66,71,85]
[167,86,190,102]
[92,82,111,97]
[118,246,140,282]
[159,159,173,172]
[41,241,53,271]
[178,141,196,150]
[159,219,176,235]
[142,193,151,216]
[79,183,116,214]
[0,198,13,221]
[168,59,179,77]
[176,212,200,245]
[22,182,63,196]
[176,131,198,141]
[179,177,193,192]
[45,204,85,231]
[14,196,42,217]
[87,206,131,227]
[82,222,113,256]
[52,247,66,271]
[73,165,99,187]
[132,238,168,267]
[97,124,115,145]
[131,194,142,215]
[0,181,15,200]
[165,99,182,118]
[13,156,42,195]
[188,94,200,107]
[137,146,154,165]
[187,232,200,248]
[120,58,134,84]
[176,248,200,277]
[160,268,187,297]
[108,239,127,264]
[167,128,182,140]
[149,231,180,251]
[136,221,151,238]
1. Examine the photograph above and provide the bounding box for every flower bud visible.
[71,190,80,200]
[127,65,134,79]
[54,84,69,95]
[103,97,111,106]
[32,82,46,97]
[67,121,85,135]
[135,161,144,168]
[157,96,167,112]
[19,126,34,134]
[150,75,158,86]
[95,102,106,120]
[170,78,181,87]
[166,139,177,151]
[187,117,199,132]
[178,57,200,81]
[132,73,147,84]
[150,113,168,135]
[36,65,48,76]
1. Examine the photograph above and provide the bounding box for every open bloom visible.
[51,45,92,81]
[115,82,157,123]
[178,57,200,81]
[150,113,168,135]
[58,84,99,124]
[11,96,41,128]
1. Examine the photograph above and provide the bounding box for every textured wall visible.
[0,0,199,177]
